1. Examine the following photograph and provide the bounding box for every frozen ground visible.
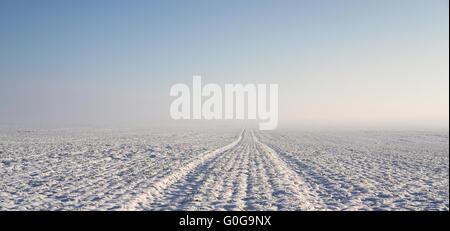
[0,127,448,210]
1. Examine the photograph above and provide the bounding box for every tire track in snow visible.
[139,132,250,210]
[251,130,321,210]
[128,129,319,210]
[121,129,245,210]
[143,131,250,210]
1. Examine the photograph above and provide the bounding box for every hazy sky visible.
[0,0,448,129]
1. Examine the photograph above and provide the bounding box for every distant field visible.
[0,128,448,210]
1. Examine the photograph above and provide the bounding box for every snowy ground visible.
[0,128,448,210]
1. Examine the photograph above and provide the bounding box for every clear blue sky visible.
[0,0,448,128]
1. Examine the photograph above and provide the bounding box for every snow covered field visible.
[0,128,448,210]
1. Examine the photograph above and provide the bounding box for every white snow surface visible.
[0,128,448,210]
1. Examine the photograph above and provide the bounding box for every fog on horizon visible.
[0,0,448,130]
